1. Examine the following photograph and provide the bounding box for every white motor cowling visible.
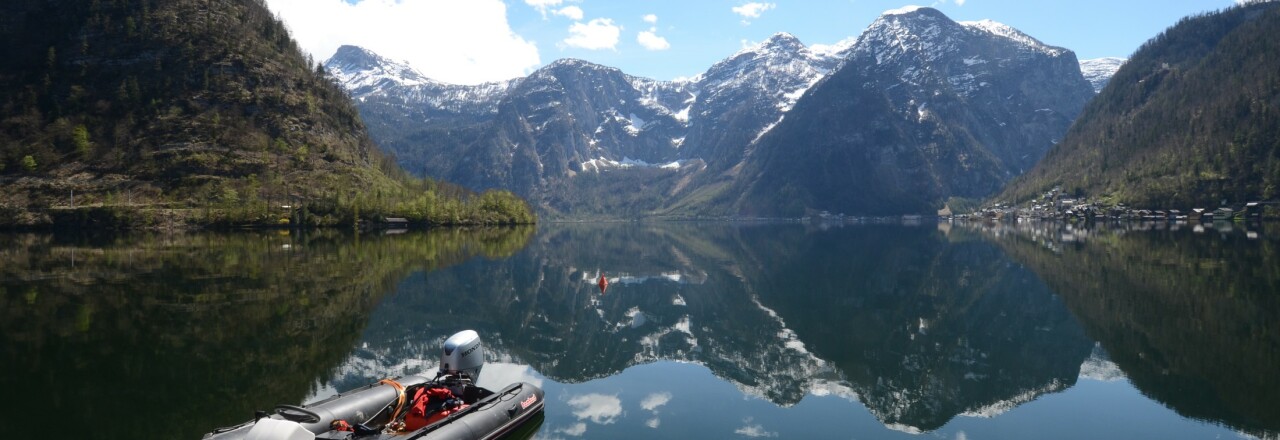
[243,418,314,440]
[440,330,484,380]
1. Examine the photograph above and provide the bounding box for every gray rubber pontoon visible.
[203,331,544,440]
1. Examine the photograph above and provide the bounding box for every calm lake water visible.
[2,221,1277,439]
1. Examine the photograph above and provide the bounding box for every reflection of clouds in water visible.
[568,393,623,425]
[885,423,924,434]
[625,307,648,328]
[640,391,671,411]
[555,422,587,437]
[476,362,543,390]
[956,431,969,440]
[734,417,778,438]
[807,379,860,402]
[640,391,671,429]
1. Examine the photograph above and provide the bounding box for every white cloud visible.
[646,417,661,428]
[731,2,776,23]
[525,0,563,18]
[264,0,539,85]
[643,14,658,24]
[637,28,670,51]
[567,393,623,424]
[564,18,622,50]
[555,5,584,20]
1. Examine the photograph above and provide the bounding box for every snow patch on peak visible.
[325,45,519,116]
[761,32,805,48]
[960,19,1066,56]
[549,57,595,68]
[538,58,620,78]
[700,29,843,126]
[1079,57,1126,93]
[883,5,926,15]
[853,7,966,68]
[810,36,858,59]
[326,45,433,95]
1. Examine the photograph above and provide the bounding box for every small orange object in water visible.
[597,273,608,294]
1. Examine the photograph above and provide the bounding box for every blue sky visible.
[266,0,1243,85]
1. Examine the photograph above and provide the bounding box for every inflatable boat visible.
[204,331,544,440]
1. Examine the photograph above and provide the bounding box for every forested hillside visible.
[998,2,1280,208]
[0,0,533,227]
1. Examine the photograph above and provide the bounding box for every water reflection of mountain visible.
[739,225,1095,431]
[976,221,1280,437]
[0,228,532,440]
[350,222,1095,432]
[351,223,830,406]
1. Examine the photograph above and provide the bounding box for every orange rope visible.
[379,379,408,427]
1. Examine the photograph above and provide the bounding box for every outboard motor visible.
[440,330,484,381]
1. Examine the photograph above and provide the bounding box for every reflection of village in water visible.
[942,215,1270,248]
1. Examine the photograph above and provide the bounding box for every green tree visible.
[73,124,92,157]
[21,155,37,172]
[220,186,239,206]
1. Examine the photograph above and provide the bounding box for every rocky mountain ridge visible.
[730,6,1095,216]
[329,7,1094,218]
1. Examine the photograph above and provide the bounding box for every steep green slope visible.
[998,2,1280,208]
[0,0,532,227]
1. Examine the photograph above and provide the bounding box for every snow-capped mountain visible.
[1079,57,1127,93]
[444,58,695,194]
[731,6,1095,216]
[329,6,1094,217]
[326,33,847,216]
[682,33,848,171]
[326,45,432,97]
[326,45,517,118]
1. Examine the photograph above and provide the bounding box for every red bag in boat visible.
[403,387,469,430]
